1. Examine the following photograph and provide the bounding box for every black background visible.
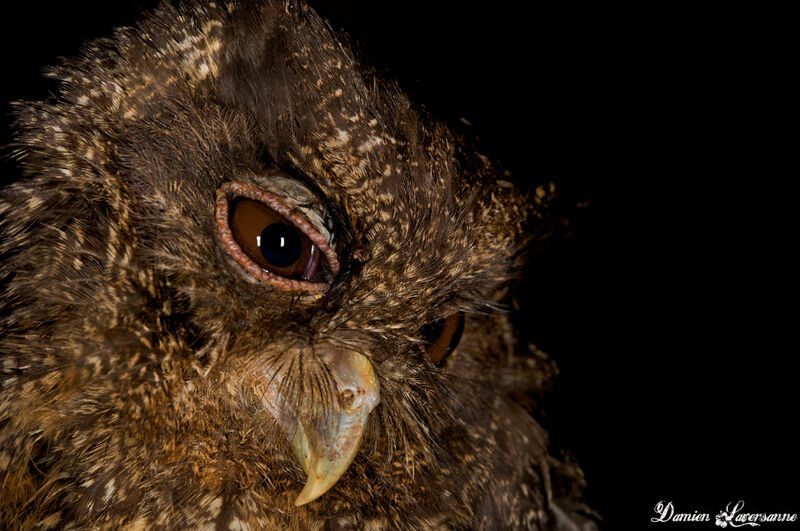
[2,2,796,528]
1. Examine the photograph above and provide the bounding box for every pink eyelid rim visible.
[215,181,340,293]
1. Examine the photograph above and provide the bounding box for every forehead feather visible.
[216,2,531,280]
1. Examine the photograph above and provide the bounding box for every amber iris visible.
[421,313,465,365]
[228,196,318,280]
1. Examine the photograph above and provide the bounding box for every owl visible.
[0,1,596,528]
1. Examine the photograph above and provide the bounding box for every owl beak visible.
[290,349,379,506]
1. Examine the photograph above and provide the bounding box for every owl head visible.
[0,1,587,528]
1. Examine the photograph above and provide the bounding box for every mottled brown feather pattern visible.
[0,1,595,529]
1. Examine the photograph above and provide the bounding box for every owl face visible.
[0,1,554,527]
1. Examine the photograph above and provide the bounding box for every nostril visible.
[338,388,356,410]
[317,347,380,412]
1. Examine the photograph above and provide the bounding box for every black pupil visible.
[258,223,303,268]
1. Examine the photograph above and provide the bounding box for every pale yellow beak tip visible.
[294,476,329,506]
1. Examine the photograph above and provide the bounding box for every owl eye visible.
[216,182,339,292]
[420,313,465,365]
[229,196,316,277]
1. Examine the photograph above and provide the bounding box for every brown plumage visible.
[0,1,596,528]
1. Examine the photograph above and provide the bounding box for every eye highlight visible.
[420,313,465,366]
[216,182,339,292]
